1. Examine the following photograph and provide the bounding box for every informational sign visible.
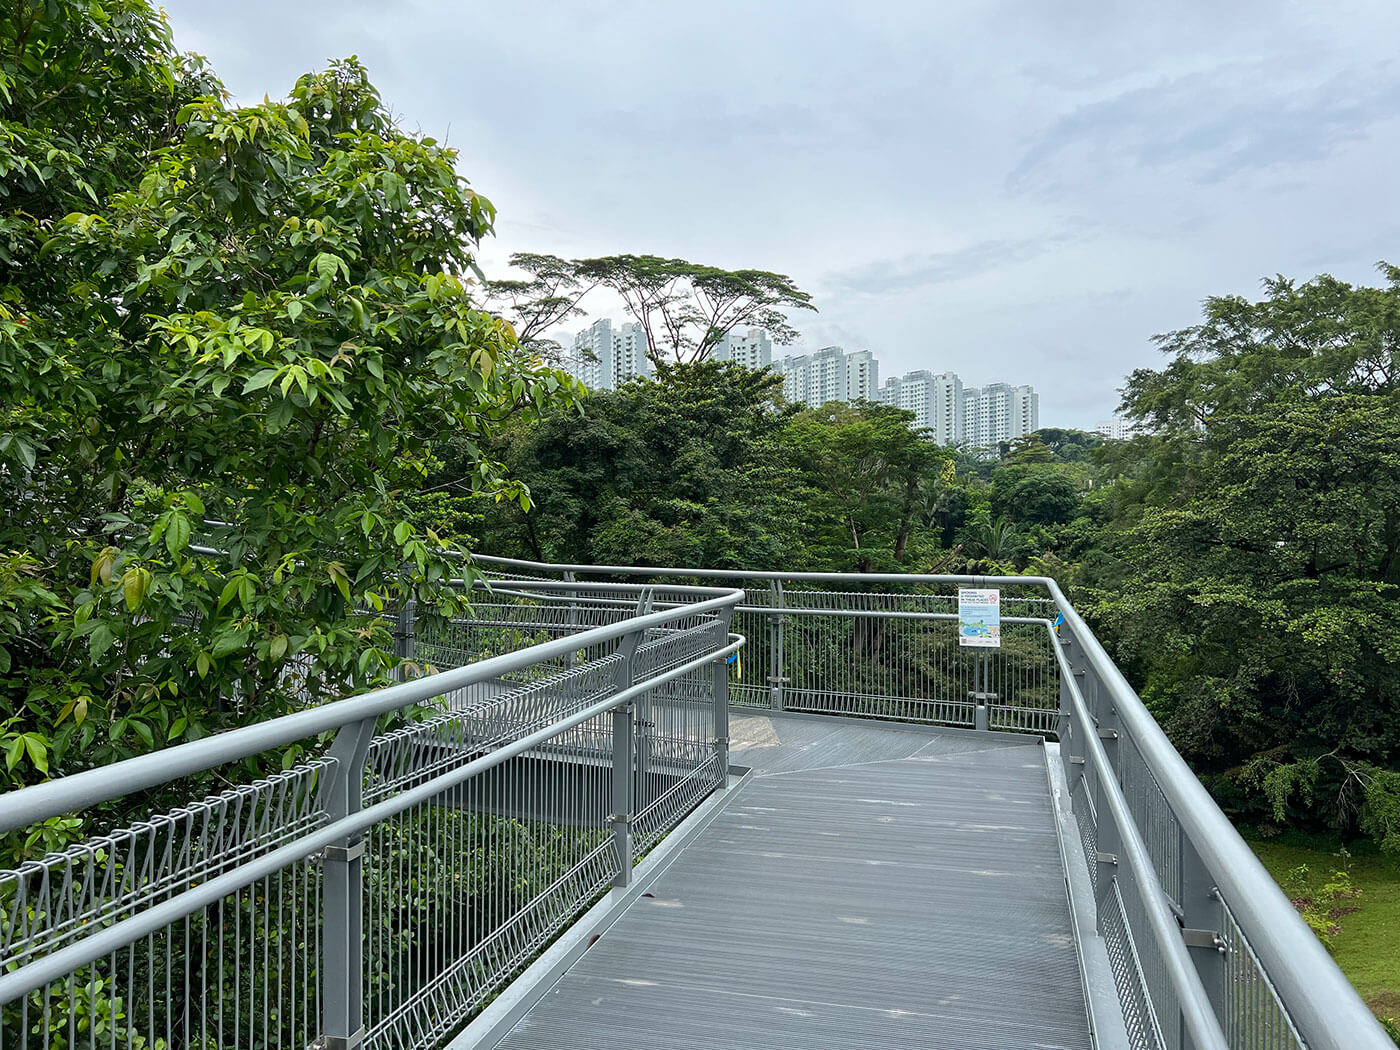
[958,588,1001,648]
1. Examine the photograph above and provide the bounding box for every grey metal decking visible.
[488,714,1093,1050]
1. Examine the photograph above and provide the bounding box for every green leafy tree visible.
[0,6,581,791]
[480,251,600,365]
[573,254,815,366]
[784,402,953,572]
[472,361,804,568]
[1088,268,1400,840]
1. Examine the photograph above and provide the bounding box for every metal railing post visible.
[317,716,377,1050]
[562,570,578,667]
[393,598,417,681]
[1179,836,1228,1046]
[611,614,647,888]
[767,580,787,710]
[1091,679,1124,925]
[1060,627,1088,792]
[714,607,736,786]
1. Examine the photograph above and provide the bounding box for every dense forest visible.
[460,275,1400,847]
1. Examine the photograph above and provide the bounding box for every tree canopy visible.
[483,252,815,369]
[1087,268,1400,847]
[0,4,580,791]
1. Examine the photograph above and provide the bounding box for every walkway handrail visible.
[475,554,1395,1050]
[1053,622,1229,1050]
[1048,579,1390,1050]
[0,631,745,1006]
[0,578,744,835]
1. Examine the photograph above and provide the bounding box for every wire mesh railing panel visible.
[361,725,616,1050]
[727,606,774,709]
[1120,734,1183,910]
[1219,898,1306,1050]
[771,604,1055,732]
[0,764,330,1050]
[1102,879,1170,1050]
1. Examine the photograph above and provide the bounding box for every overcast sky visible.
[162,0,1400,429]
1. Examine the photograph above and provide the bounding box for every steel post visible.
[767,580,787,710]
[317,716,377,1050]
[393,598,416,681]
[562,570,578,667]
[713,608,736,786]
[1179,836,1228,1047]
[611,622,645,887]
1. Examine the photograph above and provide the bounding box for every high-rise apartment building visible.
[1094,418,1142,441]
[846,349,879,401]
[566,319,652,391]
[713,328,773,370]
[778,346,879,407]
[560,322,1044,448]
[877,370,963,445]
[963,383,1039,450]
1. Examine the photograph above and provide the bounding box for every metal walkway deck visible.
[488,714,1092,1050]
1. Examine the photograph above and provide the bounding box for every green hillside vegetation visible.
[1248,832,1400,1028]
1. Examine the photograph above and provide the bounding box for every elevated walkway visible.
[479,714,1094,1050]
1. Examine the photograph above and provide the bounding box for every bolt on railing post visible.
[713,607,736,787]
[317,715,377,1050]
[611,618,646,888]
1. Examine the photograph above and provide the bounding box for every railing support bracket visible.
[1182,928,1227,955]
[312,1026,365,1050]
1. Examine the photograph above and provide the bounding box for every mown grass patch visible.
[1245,829,1400,1032]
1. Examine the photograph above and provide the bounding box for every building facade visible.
[777,346,879,408]
[877,370,963,445]
[713,328,773,370]
[566,319,652,391]
[963,383,1039,450]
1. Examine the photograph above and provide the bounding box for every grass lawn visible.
[1245,829,1400,1030]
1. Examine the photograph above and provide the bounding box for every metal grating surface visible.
[493,715,1092,1050]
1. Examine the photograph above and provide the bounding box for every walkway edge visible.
[446,768,756,1050]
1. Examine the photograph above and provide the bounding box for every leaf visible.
[5,737,23,772]
[0,646,9,674]
[122,567,150,611]
[88,624,116,660]
[286,299,303,322]
[211,629,248,658]
[165,512,191,557]
[90,547,117,587]
[218,577,241,611]
[169,716,188,740]
[20,735,48,775]
[269,633,289,662]
[196,652,211,679]
[243,368,280,393]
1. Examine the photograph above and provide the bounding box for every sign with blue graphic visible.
[958,588,1001,648]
